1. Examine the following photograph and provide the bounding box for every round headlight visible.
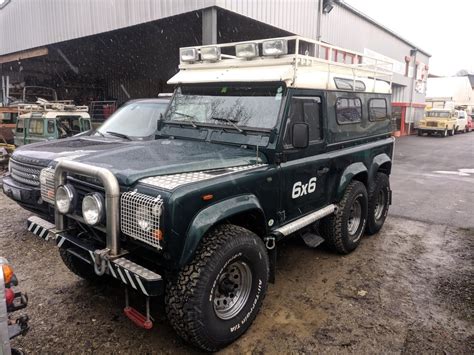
[82,193,104,226]
[55,184,76,214]
[137,205,151,231]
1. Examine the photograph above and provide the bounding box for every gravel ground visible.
[1,190,473,354]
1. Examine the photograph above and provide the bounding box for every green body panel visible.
[371,153,392,176]
[180,194,264,266]
[337,162,368,198]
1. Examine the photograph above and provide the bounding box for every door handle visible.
[317,167,329,176]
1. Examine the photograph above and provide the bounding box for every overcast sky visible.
[344,0,473,76]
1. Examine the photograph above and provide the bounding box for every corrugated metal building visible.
[0,0,430,133]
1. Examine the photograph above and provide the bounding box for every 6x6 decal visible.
[292,177,317,199]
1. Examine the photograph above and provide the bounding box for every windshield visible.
[57,116,83,137]
[426,111,451,118]
[164,84,285,130]
[97,101,168,137]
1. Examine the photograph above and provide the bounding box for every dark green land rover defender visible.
[23,37,394,351]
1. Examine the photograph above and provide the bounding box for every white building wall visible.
[0,0,319,56]
[0,0,429,108]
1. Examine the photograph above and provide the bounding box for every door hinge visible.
[275,153,287,164]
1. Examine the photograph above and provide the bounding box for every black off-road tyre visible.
[366,173,390,235]
[165,224,269,351]
[321,180,368,254]
[59,247,102,282]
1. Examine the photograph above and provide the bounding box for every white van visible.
[455,110,468,133]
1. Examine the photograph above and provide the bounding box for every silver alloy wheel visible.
[347,197,362,237]
[213,260,252,320]
[374,190,386,220]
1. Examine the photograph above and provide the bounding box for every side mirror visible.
[292,122,309,149]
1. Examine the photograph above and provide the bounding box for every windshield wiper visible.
[106,131,132,140]
[172,111,198,128]
[211,117,245,134]
[95,130,105,137]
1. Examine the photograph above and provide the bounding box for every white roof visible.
[168,36,392,94]
[20,111,90,119]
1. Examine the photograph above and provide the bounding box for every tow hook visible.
[93,248,110,276]
[264,235,277,283]
[264,236,276,250]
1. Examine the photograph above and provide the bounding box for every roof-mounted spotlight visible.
[200,46,221,62]
[180,48,199,63]
[262,39,288,57]
[235,42,259,59]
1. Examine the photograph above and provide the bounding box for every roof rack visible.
[174,36,393,92]
[17,99,89,113]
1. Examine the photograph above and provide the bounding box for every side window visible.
[47,120,55,134]
[334,77,366,92]
[284,96,323,146]
[368,98,388,121]
[336,97,362,124]
[83,119,91,131]
[29,119,44,135]
[16,119,24,133]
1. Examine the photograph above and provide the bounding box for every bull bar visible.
[54,160,121,256]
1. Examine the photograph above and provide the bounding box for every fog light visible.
[200,46,221,61]
[55,184,76,214]
[180,47,199,63]
[82,193,104,226]
[262,39,288,57]
[236,42,259,59]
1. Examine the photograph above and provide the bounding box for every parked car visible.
[14,102,92,146]
[417,109,460,137]
[466,114,473,132]
[2,98,170,219]
[17,37,394,351]
[455,110,468,133]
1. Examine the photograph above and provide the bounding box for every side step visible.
[124,288,153,329]
[274,204,335,237]
[124,307,153,330]
[301,232,325,248]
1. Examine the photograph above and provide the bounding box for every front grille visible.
[426,121,438,127]
[10,159,43,187]
[40,168,56,204]
[121,191,163,250]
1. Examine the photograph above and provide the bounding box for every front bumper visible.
[2,175,48,213]
[26,216,163,296]
[418,127,445,132]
